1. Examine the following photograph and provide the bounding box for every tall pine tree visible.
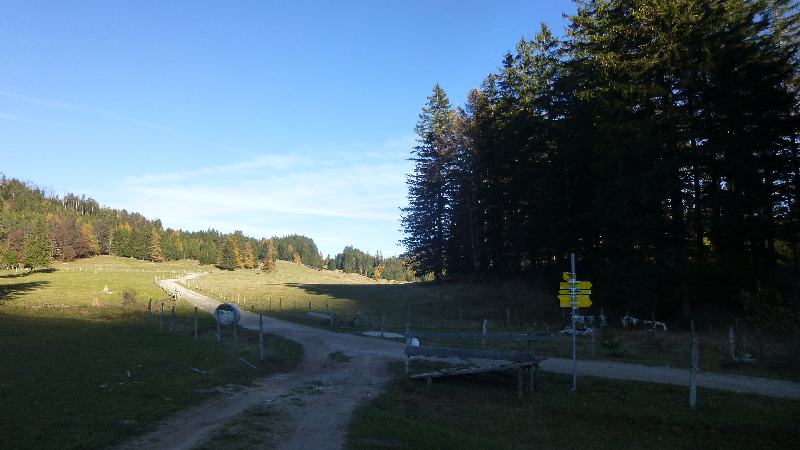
[401,84,457,281]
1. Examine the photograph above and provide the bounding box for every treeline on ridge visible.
[323,245,416,282]
[0,175,411,281]
[402,0,800,321]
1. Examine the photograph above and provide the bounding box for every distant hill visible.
[0,174,321,269]
[0,174,413,281]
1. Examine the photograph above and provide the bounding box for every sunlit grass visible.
[0,256,302,450]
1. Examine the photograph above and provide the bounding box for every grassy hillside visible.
[186,260,557,330]
[0,256,302,450]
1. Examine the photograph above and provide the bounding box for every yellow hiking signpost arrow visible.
[559,289,592,295]
[560,281,592,290]
[558,295,592,308]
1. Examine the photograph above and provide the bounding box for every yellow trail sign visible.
[562,272,573,281]
[558,296,592,308]
[559,289,592,295]
[560,281,592,290]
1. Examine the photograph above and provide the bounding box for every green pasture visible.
[192,263,798,380]
[348,361,800,449]
[0,256,302,450]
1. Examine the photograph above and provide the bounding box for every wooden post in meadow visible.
[216,318,222,343]
[147,299,152,323]
[194,307,198,340]
[170,306,175,333]
[259,314,265,361]
[405,305,411,345]
[160,302,164,330]
[233,322,238,350]
[689,320,698,409]
[381,313,386,338]
[481,319,488,348]
[506,307,511,329]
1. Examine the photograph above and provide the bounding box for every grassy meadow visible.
[191,262,798,380]
[0,256,302,450]
[348,361,800,449]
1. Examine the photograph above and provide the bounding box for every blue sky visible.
[1,0,574,257]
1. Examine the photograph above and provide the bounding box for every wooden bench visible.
[404,345,545,398]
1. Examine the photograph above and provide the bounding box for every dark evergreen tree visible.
[22,219,52,268]
[401,84,457,281]
[217,236,238,270]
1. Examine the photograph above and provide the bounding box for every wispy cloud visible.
[106,137,414,256]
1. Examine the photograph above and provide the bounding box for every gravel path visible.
[115,274,800,450]
[115,275,399,450]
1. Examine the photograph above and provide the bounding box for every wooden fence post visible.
[147,299,152,322]
[482,319,488,348]
[160,302,164,330]
[217,318,222,343]
[233,323,238,350]
[194,307,198,340]
[381,313,386,338]
[170,306,175,333]
[689,320,698,409]
[259,314,265,361]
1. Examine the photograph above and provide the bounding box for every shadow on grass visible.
[348,360,800,450]
[0,309,302,450]
[287,282,439,307]
[0,267,56,279]
[0,280,49,303]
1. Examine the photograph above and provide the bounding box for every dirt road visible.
[116,275,399,450]
[116,274,800,450]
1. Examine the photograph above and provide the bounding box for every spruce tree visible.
[22,219,52,268]
[217,237,238,270]
[401,84,457,281]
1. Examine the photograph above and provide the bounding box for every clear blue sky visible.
[1,0,575,257]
